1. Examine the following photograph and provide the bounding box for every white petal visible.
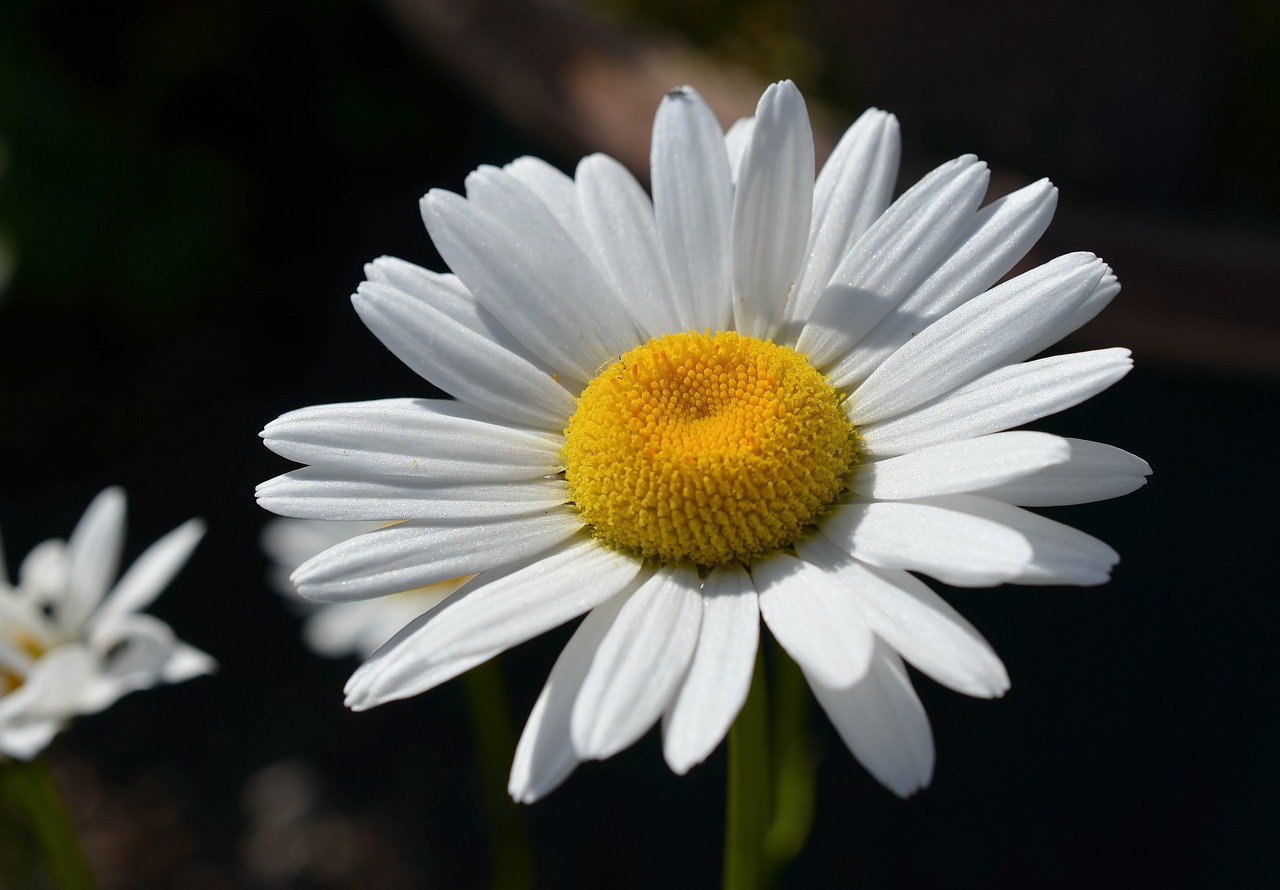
[421,178,636,384]
[292,508,582,602]
[64,487,126,628]
[977,438,1151,506]
[509,589,634,803]
[257,468,567,521]
[853,432,1071,500]
[797,155,990,370]
[787,108,900,327]
[755,553,874,689]
[662,563,759,774]
[850,253,1108,425]
[353,268,576,430]
[571,565,703,761]
[343,534,644,708]
[724,117,755,183]
[806,641,934,797]
[92,518,204,631]
[261,399,563,482]
[797,535,1008,698]
[828,178,1059,388]
[732,80,814,339]
[502,156,594,251]
[1013,268,1121,362]
[859,348,1133,457]
[91,612,215,691]
[303,582,463,659]
[575,153,684,337]
[929,495,1119,586]
[651,85,734,332]
[819,500,1033,587]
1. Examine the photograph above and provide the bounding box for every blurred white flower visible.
[261,518,465,659]
[0,487,213,759]
[259,81,1150,801]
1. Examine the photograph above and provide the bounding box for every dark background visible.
[1,0,1277,887]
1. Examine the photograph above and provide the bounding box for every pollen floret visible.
[564,330,857,566]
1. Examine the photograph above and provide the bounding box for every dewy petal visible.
[806,640,934,798]
[662,563,759,775]
[798,535,1009,698]
[796,155,990,371]
[575,153,685,337]
[820,500,1033,587]
[91,518,204,632]
[571,565,703,761]
[257,468,567,521]
[353,269,576,431]
[732,80,814,340]
[859,348,1133,457]
[292,508,582,602]
[421,179,632,385]
[828,178,1059,388]
[976,438,1152,506]
[787,108,900,327]
[755,553,874,689]
[344,534,644,708]
[850,253,1108,426]
[502,156,595,252]
[1013,268,1121,362]
[509,588,634,803]
[63,487,126,629]
[261,399,563,482]
[926,494,1120,586]
[651,85,734,332]
[854,432,1071,500]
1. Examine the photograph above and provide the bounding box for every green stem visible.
[723,645,770,890]
[764,646,816,873]
[461,660,535,890]
[0,756,95,889]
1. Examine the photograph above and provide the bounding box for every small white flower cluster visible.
[0,487,213,760]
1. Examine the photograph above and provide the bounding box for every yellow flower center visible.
[563,330,858,566]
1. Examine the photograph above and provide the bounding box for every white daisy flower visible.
[261,518,467,658]
[258,81,1150,802]
[0,488,214,760]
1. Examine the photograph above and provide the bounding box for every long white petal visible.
[662,563,759,774]
[859,348,1133,457]
[976,438,1151,506]
[927,495,1120,586]
[421,178,636,384]
[571,565,703,761]
[256,469,567,521]
[292,509,582,602]
[651,85,734,332]
[509,590,634,803]
[755,553,874,689]
[575,153,684,337]
[344,535,643,708]
[92,519,204,631]
[724,117,755,184]
[819,500,1033,587]
[807,641,934,797]
[850,253,1108,425]
[262,399,563,482]
[797,156,990,370]
[787,108,900,327]
[732,80,813,339]
[798,535,1008,698]
[854,432,1071,500]
[64,487,126,629]
[1013,269,1121,362]
[828,178,1058,387]
[502,156,594,252]
[353,272,575,431]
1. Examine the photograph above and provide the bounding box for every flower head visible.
[258,81,1150,800]
[0,488,213,759]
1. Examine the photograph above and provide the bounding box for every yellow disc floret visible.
[563,330,858,566]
